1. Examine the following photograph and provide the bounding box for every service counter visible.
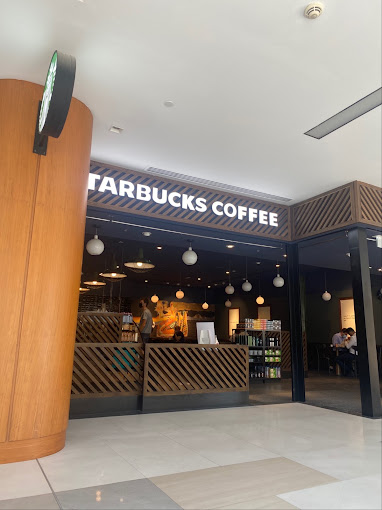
[70,312,249,418]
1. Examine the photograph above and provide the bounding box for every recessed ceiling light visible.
[225,271,230,274]
[283,254,287,258]
[226,244,234,249]
[276,264,280,268]
[369,266,372,269]
[208,285,211,288]
[187,283,191,287]
[346,252,350,257]
[256,261,261,265]
[163,100,174,107]
[378,268,382,272]
[145,280,148,283]
[157,246,162,250]
[142,231,152,237]
[166,281,170,285]
[197,277,201,281]
[109,125,123,134]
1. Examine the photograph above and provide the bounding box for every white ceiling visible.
[1,0,381,203]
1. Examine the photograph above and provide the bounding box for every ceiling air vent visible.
[143,167,292,203]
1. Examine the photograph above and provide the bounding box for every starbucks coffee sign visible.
[38,50,76,138]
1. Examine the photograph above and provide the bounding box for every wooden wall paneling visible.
[8,94,92,443]
[357,181,382,227]
[143,344,248,396]
[0,81,41,443]
[291,183,355,240]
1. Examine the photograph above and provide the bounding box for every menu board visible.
[340,299,356,330]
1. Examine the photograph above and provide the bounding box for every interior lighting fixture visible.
[346,252,351,257]
[86,228,104,255]
[197,277,201,281]
[109,125,123,134]
[322,272,332,301]
[151,294,159,303]
[225,271,235,295]
[283,254,287,258]
[256,278,264,305]
[202,288,209,309]
[157,246,162,250]
[273,268,285,288]
[176,289,184,299]
[378,268,382,272]
[225,271,230,275]
[142,231,152,237]
[226,244,234,249]
[83,277,106,289]
[242,257,252,292]
[124,248,155,273]
[207,285,211,288]
[225,299,232,308]
[182,241,198,265]
[275,264,280,268]
[305,88,382,139]
[145,279,148,283]
[99,253,127,282]
[79,287,89,294]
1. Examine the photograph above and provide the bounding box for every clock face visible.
[38,51,58,134]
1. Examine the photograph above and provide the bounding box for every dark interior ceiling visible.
[82,208,382,289]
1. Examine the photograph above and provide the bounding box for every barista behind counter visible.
[138,297,153,343]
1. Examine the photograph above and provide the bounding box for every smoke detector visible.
[304,2,324,19]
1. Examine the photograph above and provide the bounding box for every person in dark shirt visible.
[172,326,185,343]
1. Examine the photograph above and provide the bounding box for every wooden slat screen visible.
[143,344,249,396]
[71,343,144,397]
[88,163,291,241]
[291,184,355,240]
[76,312,123,344]
[281,331,308,372]
[357,182,382,227]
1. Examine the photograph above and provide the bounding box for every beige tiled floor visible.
[0,403,380,509]
[150,458,336,509]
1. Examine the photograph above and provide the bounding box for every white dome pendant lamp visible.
[225,299,232,308]
[242,257,252,292]
[322,272,332,301]
[273,264,285,288]
[182,241,198,265]
[86,227,104,255]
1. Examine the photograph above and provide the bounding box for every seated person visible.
[172,326,185,343]
[336,328,357,376]
[331,329,348,351]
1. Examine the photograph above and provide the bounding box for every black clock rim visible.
[39,50,76,138]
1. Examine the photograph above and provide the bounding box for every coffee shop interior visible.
[77,207,382,417]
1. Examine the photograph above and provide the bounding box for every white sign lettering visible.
[88,173,279,227]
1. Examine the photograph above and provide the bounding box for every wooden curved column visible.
[0,79,93,463]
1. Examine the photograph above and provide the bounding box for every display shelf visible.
[233,326,282,380]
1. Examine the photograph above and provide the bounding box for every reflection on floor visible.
[250,371,382,416]
[0,404,381,509]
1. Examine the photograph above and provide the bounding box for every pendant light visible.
[202,287,209,309]
[322,272,332,301]
[83,273,107,289]
[124,248,155,273]
[273,263,285,288]
[182,241,198,265]
[151,294,159,303]
[176,271,185,299]
[99,250,127,282]
[256,278,264,305]
[242,257,252,292]
[86,228,104,255]
[225,299,232,308]
[79,287,90,294]
[225,261,235,295]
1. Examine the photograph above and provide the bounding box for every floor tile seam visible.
[102,440,148,480]
[36,459,63,510]
[277,455,344,482]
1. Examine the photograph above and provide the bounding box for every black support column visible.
[286,243,305,402]
[348,227,381,418]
